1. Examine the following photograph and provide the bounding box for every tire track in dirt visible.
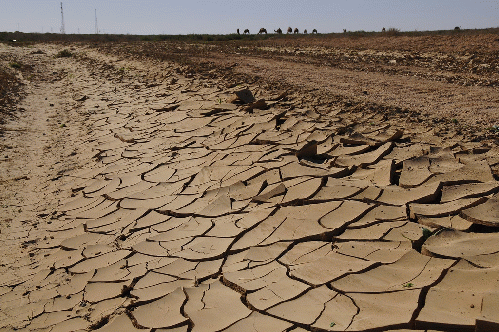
[204,52,499,128]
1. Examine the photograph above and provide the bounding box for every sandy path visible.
[0,45,90,256]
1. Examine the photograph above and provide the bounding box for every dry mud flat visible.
[0,42,499,332]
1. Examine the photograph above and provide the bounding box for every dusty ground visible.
[0,34,499,332]
[93,33,499,130]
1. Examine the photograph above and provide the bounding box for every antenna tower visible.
[95,9,99,34]
[60,2,65,34]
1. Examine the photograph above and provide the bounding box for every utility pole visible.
[60,2,65,34]
[95,9,99,34]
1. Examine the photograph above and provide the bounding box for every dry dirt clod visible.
[229,88,256,104]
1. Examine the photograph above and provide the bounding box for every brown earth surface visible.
[0,33,499,332]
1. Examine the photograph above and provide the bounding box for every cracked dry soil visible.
[1,36,499,332]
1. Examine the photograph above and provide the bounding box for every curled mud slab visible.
[1,41,499,332]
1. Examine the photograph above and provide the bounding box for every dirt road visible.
[0,39,499,331]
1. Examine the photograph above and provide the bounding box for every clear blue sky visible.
[1,0,498,35]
